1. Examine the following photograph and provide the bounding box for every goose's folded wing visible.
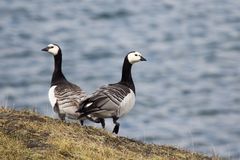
[54,83,87,109]
[79,84,131,117]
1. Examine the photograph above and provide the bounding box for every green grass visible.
[0,107,220,160]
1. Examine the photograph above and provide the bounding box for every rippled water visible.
[1,0,240,158]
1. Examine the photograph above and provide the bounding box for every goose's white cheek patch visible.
[47,44,59,56]
[48,85,57,108]
[48,48,58,56]
[127,52,142,64]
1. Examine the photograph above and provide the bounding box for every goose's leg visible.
[112,117,120,134]
[58,113,66,121]
[87,116,106,129]
[94,118,106,129]
[80,120,84,125]
[55,103,65,121]
[99,118,105,129]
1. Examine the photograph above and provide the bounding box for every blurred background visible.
[0,0,240,159]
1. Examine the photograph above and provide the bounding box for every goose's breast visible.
[118,89,135,117]
[48,85,57,108]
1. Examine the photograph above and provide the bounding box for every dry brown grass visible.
[0,107,220,160]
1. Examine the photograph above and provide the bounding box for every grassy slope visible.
[0,108,219,160]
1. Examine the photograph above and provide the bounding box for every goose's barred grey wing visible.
[54,82,86,118]
[79,84,131,118]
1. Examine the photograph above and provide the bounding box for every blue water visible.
[0,0,240,159]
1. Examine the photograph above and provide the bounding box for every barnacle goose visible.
[41,44,105,127]
[76,51,146,134]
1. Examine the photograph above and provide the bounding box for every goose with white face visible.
[127,51,147,64]
[41,44,60,56]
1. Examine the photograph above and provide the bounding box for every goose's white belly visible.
[48,85,57,108]
[118,90,135,117]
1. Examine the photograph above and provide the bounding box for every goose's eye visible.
[135,54,138,56]
[49,46,54,49]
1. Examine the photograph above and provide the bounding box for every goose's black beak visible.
[41,47,49,52]
[140,56,147,61]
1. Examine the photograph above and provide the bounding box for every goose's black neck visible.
[120,56,135,93]
[51,50,67,86]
